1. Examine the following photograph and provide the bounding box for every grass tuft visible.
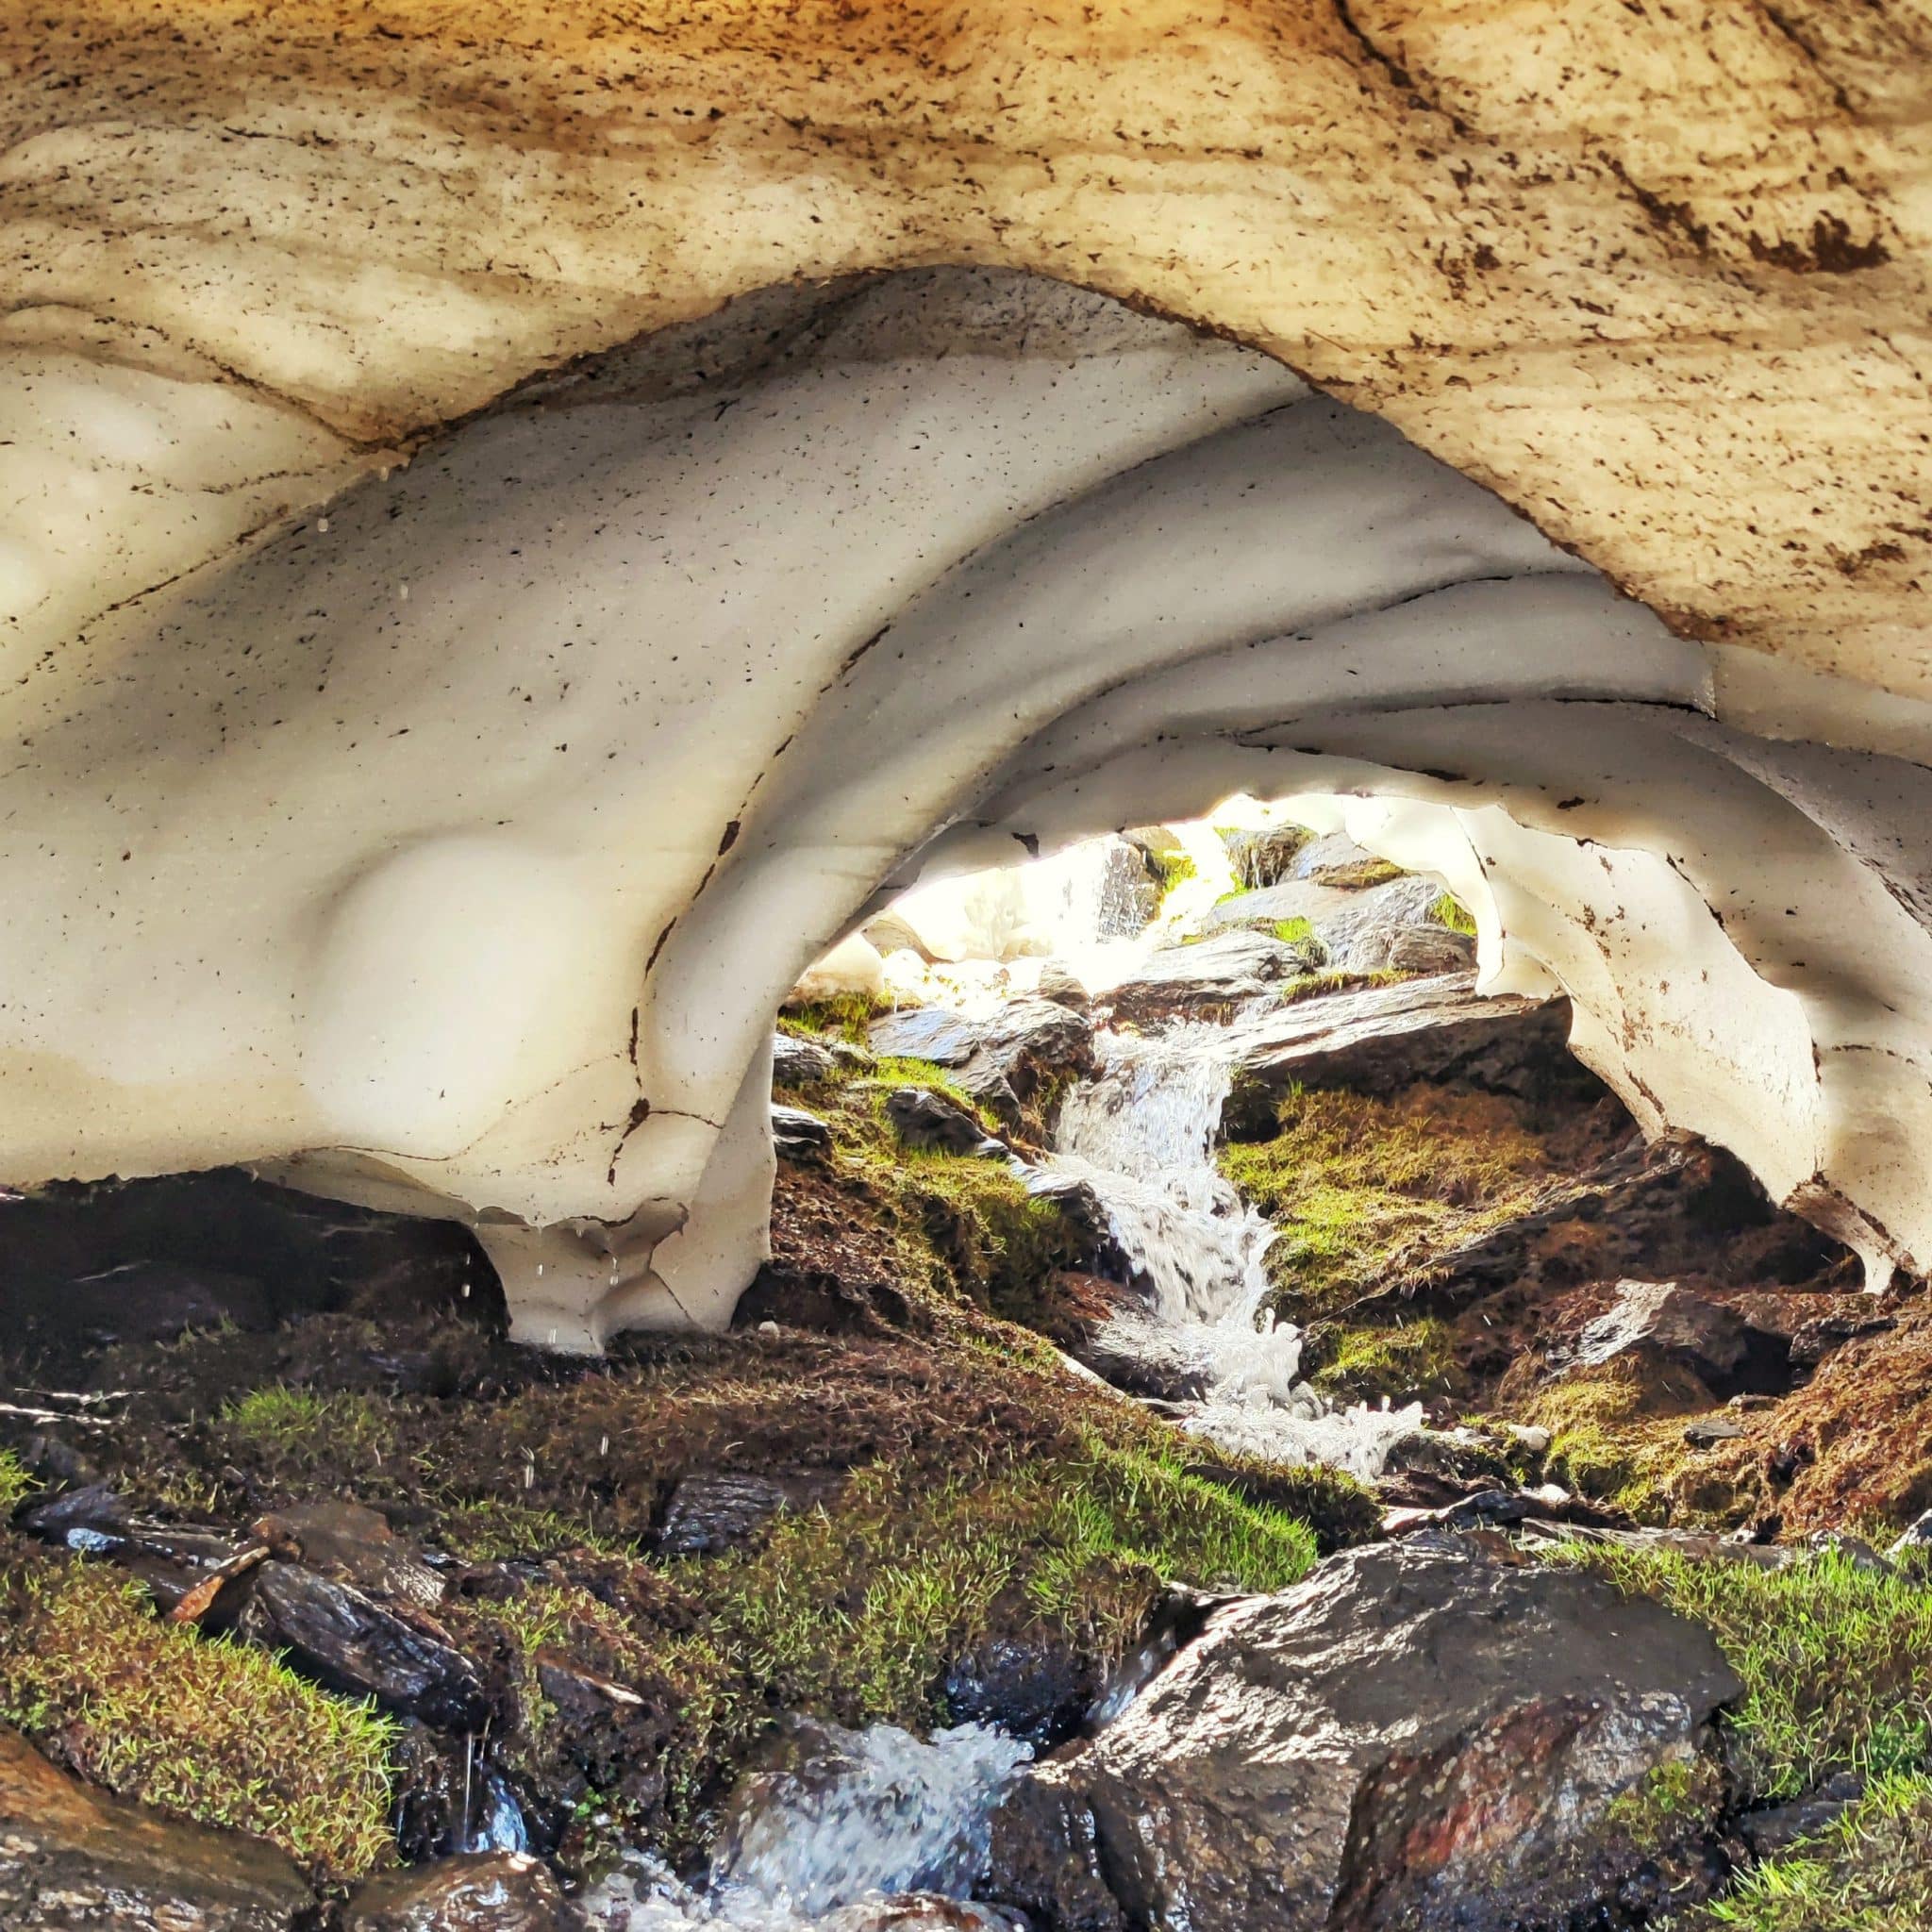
[221,1385,394,1477]
[0,1548,396,1875]
[0,1450,35,1515]
[1431,891,1478,936]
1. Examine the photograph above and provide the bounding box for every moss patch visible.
[1550,1542,1932,1802]
[0,1450,34,1514]
[780,992,890,1044]
[1431,891,1478,936]
[1218,1083,1563,1316]
[0,1544,397,1876]
[1307,1316,1466,1405]
[1312,857,1406,889]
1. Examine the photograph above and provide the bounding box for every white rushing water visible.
[580,1724,1030,1932]
[1050,1009,1422,1482]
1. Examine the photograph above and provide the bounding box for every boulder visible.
[771,1104,834,1159]
[872,998,1093,1132]
[1221,824,1313,891]
[1311,874,1473,975]
[1191,877,1352,941]
[943,1636,1091,1750]
[1571,1280,1757,1390]
[343,1852,580,1931]
[1289,831,1391,884]
[884,1088,1007,1158]
[236,1560,489,1729]
[0,1728,315,1932]
[870,1007,983,1068]
[1033,961,1090,1008]
[984,1538,1740,1932]
[1227,972,1576,1116]
[773,1032,839,1087]
[254,1498,444,1608]
[1105,931,1307,1024]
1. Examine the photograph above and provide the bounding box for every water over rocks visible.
[986,1537,1741,1932]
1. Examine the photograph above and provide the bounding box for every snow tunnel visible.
[6,267,1932,1348]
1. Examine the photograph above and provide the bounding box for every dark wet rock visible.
[1224,972,1580,1127]
[1738,1772,1863,1859]
[16,1479,132,1538]
[1574,1279,1754,1385]
[1787,1305,1896,1371]
[1380,1485,1619,1538]
[1313,873,1471,975]
[1034,960,1090,1008]
[656,1471,840,1557]
[772,1104,834,1159]
[342,1852,579,1931]
[254,1499,444,1608]
[944,1635,1091,1750]
[0,1727,315,1931]
[16,1487,260,1614]
[773,1032,839,1087]
[1222,824,1313,891]
[1105,930,1308,1024]
[984,1537,1740,1932]
[1417,1130,1840,1328]
[885,1087,1007,1158]
[236,1560,488,1729]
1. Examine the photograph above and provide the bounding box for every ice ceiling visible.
[4,0,1932,1346]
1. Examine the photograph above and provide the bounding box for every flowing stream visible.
[1050,1010,1424,1483]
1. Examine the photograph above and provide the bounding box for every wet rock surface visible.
[1312,874,1474,976]
[871,998,1094,1134]
[1104,930,1313,1024]
[773,1033,840,1087]
[236,1560,488,1729]
[0,1727,316,1932]
[885,1087,1008,1158]
[986,1538,1740,1932]
[1225,972,1580,1119]
[656,1470,840,1557]
[343,1852,580,1930]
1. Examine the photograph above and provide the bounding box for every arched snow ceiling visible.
[4,2,1932,1344]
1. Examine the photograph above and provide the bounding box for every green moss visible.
[696,1435,1318,1735]
[0,1548,396,1876]
[1520,1362,1723,1523]
[1308,1317,1465,1404]
[0,1450,35,1514]
[1219,1083,1556,1315]
[781,992,888,1044]
[1690,1771,1932,1930]
[1431,891,1478,937]
[1548,1543,1932,1802]
[435,1498,635,1563]
[220,1385,395,1476]
[1148,849,1197,895]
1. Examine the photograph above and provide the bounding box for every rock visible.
[0,1728,315,1931]
[1788,1306,1895,1371]
[1227,972,1577,1116]
[1738,1773,1863,1860]
[1684,1416,1747,1446]
[236,1560,489,1729]
[1289,830,1390,883]
[771,1104,834,1159]
[1574,1280,1753,1386]
[819,1899,1023,1932]
[1105,930,1308,1024]
[943,1636,1091,1749]
[656,1471,839,1557]
[1033,960,1090,1008]
[1072,1307,1218,1402]
[872,997,1093,1132]
[1221,824,1313,890]
[254,1498,444,1608]
[1312,874,1471,975]
[984,1537,1740,1932]
[773,1032,839,1086]
[1192,877,1352,941]
[869,1007,983,1067]
[1888,1508,1932,1564]
[343,1852,581,1931]
[884,1087,1006,1158]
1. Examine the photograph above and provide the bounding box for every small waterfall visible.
[581,1724,1029,1931]
[1050,1013,1422,1482]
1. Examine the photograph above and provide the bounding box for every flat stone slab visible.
[1229,971,1573,1100]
